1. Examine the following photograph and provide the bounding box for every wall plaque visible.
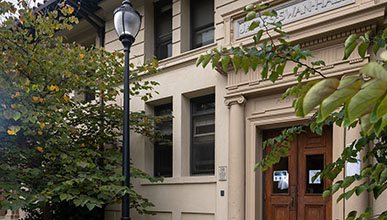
[218,166,227,181]
[235,0,355,40]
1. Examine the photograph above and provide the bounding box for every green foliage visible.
[255,126,303,171]
[197,3,387,219]
[196,4,324,85]
[0,1,165,218]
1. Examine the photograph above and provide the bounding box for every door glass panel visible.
[306,154,324,194]
[272,157,289,194]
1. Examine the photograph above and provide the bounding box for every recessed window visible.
[154,103,173,178]
[154,0,172,60]
[190,0,214,49]
[84,86,95,102]
[191,94,215,175]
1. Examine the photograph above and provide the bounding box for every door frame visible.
[244,110,346,220]
[262,127,333,220]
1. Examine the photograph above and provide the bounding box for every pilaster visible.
[225,95,246,220]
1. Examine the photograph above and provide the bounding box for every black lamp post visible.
[113,1,141,220]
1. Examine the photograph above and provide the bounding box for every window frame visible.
[190,94,215,176]
[154,0,173,60]
[190,0,215,50]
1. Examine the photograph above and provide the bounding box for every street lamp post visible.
[113,1,142,220]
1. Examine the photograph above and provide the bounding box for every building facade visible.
[11,0,386,219]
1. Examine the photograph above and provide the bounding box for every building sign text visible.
[235,0,355,40]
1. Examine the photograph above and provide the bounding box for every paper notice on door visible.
[309,170,321,184]
[273,170,288,181]
[273,170,288,190]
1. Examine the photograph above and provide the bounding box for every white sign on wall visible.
[235,0,356,40]
[346,144,361,177]
[218,166,227,181]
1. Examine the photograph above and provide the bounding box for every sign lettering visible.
[235,0,355,40]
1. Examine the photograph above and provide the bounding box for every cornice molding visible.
[300,24,376,48]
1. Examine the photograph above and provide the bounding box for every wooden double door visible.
[263,127,332,220]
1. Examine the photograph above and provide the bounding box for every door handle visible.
[290,186,296,211]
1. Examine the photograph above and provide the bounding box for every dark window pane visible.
[85,91,95,102]
[154,103,173,177]
[191,95,215,175]
[191,142,214,175]
[154,142,172,177]
[306,154,324,194]
[190,0,214,49]
[192,95,215,113]
[272,157,289,194]
[194,114,215,136]
[155,0,172,59]
[193,26,214,49]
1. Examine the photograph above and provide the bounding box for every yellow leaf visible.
[8,126,20,135]
[38,131,43,135]
[68,7,74,14]
[37,146,43,152]
[32,96,39,102]
[47,113,51,117]
[2,104,6,109]
[49,85,58,91]
[15,92,20,97]
[79,54,85,59]
[64,95,69,101]
[40,123,45,129]
[55,108,58,112]
[81,143,85,147]
[39,98,44,103]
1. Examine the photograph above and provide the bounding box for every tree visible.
[197,3,386,220]
[0,1,167,219]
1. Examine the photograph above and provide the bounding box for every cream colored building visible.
[15,0,386,219]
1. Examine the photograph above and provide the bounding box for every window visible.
[191,94,215,175]
[154,103,173,177]
[84,86,95,102]
[190,0,214,49]
[76,72,95,102]
[154,0,172,60]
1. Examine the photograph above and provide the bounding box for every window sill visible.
[156,42,218,70]
[140,176,216,186]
